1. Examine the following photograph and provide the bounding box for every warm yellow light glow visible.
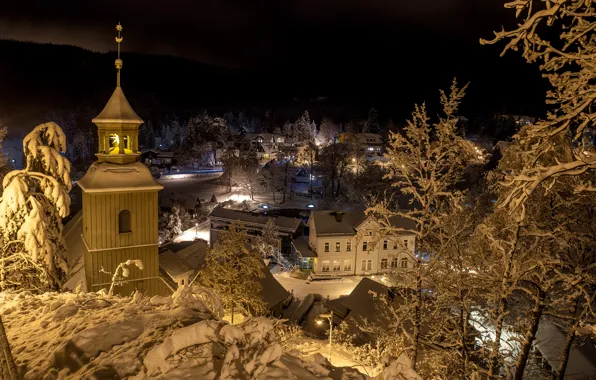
[316,320,323,326]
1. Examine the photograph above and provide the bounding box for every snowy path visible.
[275,274,362,300]
[173,220,211,243]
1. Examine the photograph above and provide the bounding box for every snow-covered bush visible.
[172,284,224,318]
[0,122,71,291]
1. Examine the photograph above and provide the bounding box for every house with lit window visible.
[337,132,384,157]
[292,207,416,275]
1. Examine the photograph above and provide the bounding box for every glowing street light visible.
[316,312,334,361]
[307,204,315,209]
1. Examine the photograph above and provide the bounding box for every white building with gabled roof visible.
[293,207,417,275]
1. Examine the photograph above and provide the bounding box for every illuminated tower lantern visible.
[78,24,171,296]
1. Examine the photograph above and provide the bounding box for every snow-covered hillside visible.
[0,289,418,379]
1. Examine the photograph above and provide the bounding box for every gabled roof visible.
[310,205,417,236]
[210,207,302,233]
[310,210,366,236]
[92,87,143,124]
[159,250,193,279]
[291,236,317,258]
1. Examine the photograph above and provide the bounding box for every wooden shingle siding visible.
[82,190,167,297]
[82,192,158,250]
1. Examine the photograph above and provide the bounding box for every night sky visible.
[0,1,547,117]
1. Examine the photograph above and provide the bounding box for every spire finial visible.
[115,23,123,87]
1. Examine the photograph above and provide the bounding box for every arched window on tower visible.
[119,210,132,233]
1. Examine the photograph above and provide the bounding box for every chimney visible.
[334,211,344,222]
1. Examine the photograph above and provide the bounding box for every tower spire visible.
[115,22,123,87]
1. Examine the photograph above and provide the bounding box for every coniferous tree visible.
[0,122,71,291]
[199,221,266,324]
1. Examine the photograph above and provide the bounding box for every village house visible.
[292,207,416,275]
[209,206,303,254]
[337,132,384,157]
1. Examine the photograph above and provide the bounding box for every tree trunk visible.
[514,286,545,380]
[411,263,423,370]
[556,297,580,380]
[0,315,19,380]
[488,225,520,376]
[458,290,470,379]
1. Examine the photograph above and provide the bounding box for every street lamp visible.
[316,312,334,361]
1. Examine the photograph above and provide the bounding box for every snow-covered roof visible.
[92,86,143,124]
[159,250,194,279]
[78,161,163,193]
[291,236,317,258]
[259,264,291,310]
[535,319,596,378]
[210,207,302,233]
[311,206,416,236]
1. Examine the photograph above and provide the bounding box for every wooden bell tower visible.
[77,24,171,296]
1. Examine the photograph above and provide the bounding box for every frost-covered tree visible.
[475,131,596,379]
[294,111,315,145]
[158,205,183,243]
[363,108,380,134]
[199,221,266,324]
[254,219,279,262]
[318,118,340,145]
[368,80,474,369]
[0,122,71,291]
[481,0,596,216]
[318,142,354,199]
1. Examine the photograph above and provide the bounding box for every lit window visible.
[324,243,329,252]
[346,241,352,252]
[381,258,388,269]
[343,260,352,271]
[362,241,368,251]
[335,242,341,252]
[118,210,131,233]
[391,257,398,268]
[383,240,388,250]
[333,261,341,271]
[367,260,373,271]
[322,261,330,272]
[400,258,408,268]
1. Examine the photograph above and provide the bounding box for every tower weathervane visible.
[115,23,123,87]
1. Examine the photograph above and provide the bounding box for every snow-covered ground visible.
[275,273,362,300]
[173,220,210,243]
[0,289,417,379]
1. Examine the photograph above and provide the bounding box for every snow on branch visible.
[0,122,71,291]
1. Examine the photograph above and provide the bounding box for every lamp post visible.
[195,222,198,239]
[316,312,334,361]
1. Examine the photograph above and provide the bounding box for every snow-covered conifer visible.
[198,221,266,324]
[0,122,71,291]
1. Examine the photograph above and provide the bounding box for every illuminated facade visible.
[77,24,171,296]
